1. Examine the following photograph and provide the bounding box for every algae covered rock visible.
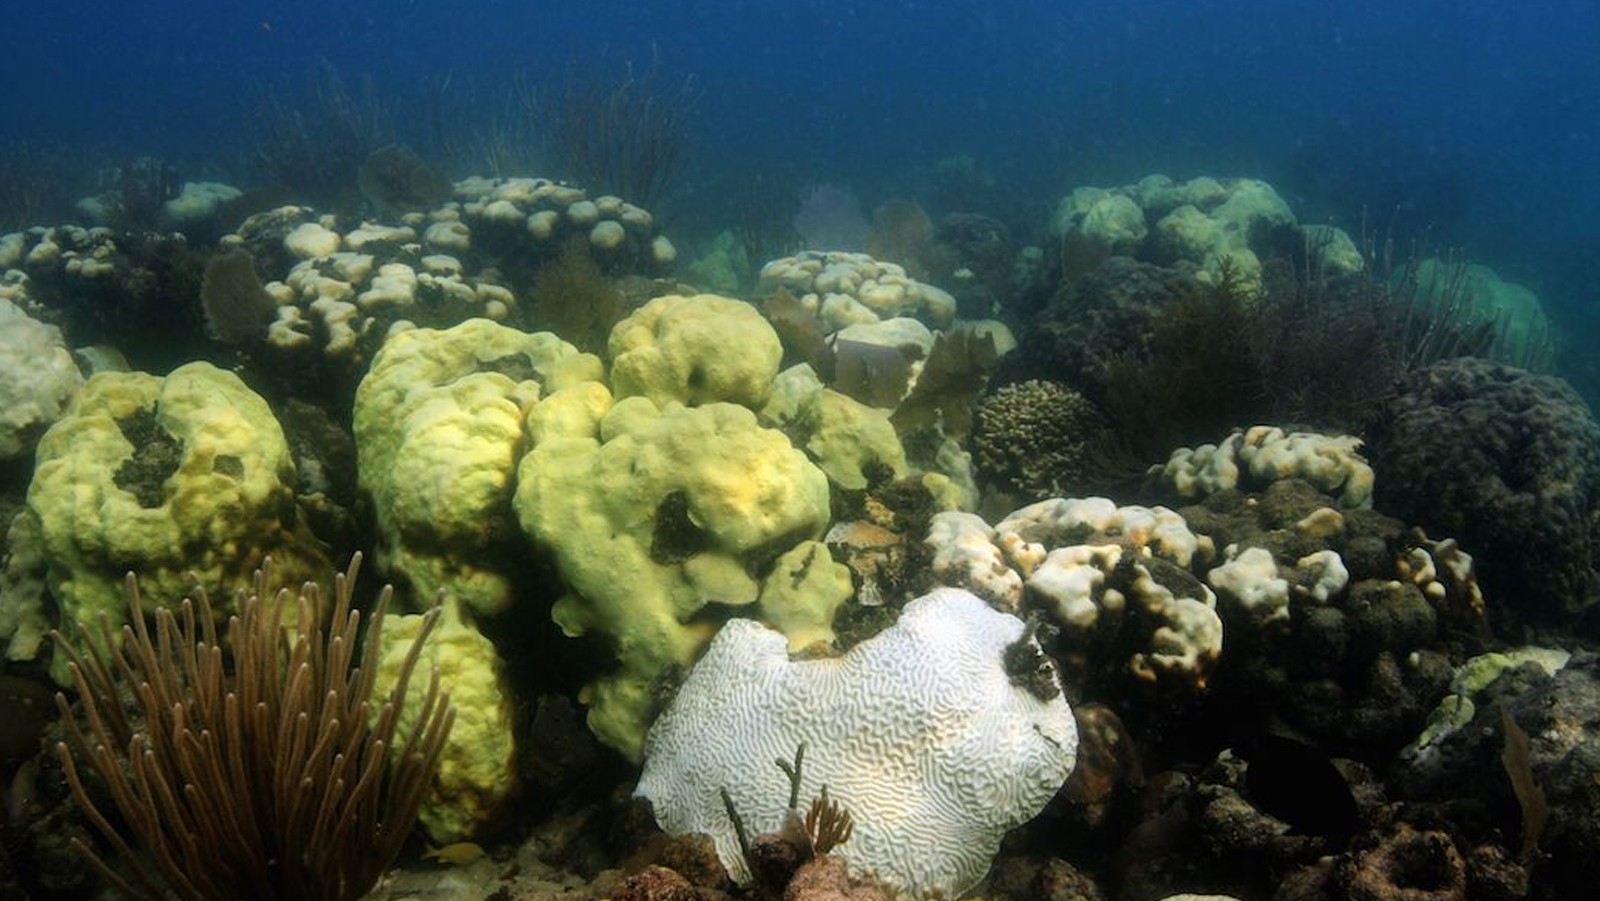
[1365,357,1600,631]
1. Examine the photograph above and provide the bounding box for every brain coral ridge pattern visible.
[636,587,1079,900]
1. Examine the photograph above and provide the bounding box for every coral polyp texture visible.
[24,361,329,683]
[970,378,1106,498]
[635,587,1078,899]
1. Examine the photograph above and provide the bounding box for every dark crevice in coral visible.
[112,408,182,508]
[480,353,537,384]
[650,490,711,564]
[212,454,244,479]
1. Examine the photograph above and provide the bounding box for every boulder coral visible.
[514,388,832,761]
[1365,357,1600,632]
[370,595,516,843]
[607,293,783,409]
[0,296,82,460]
[25,361,329,683]
[353,318,602,615]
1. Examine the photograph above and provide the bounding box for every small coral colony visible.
[0,76,1595,901]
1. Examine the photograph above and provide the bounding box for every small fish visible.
[6,758,40,827]
[1238,731,1359,844]
[422,842,487,866]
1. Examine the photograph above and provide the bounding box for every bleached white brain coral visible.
[636,587,1077,899]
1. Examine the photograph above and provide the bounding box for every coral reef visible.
[609,293,783,408]
[1154,425,1376,510]
[219,174,674,384]
[0,225,207,373]
[971,379,1110,500]
[7,122,1597,901]
[1174,477,1475,759]
[370,595,515,843]
[1392,652,1600,896]
[758,250,957,333]
[1051,175,1310,292]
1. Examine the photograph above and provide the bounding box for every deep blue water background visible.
[3,0,1596,380]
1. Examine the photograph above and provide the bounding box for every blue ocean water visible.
[3,0,1595,375]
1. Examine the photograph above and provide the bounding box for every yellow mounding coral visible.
[784,388,908,491]
[607,293,783,409]
[353,318,603,615]
[370,593,515,843]
[756,540,853,653]
[27,361,329,685]
[514,391,832,761]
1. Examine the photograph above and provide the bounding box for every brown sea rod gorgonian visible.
[52,555,455,901]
